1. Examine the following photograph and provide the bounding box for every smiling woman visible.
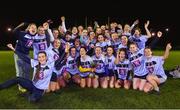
[0,1,180,109]
[0,15,179,50]
[0,50,180,108]
[0,44,58,102]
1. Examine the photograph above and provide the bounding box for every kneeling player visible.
[62,47,81,84]
[114,48,131,89]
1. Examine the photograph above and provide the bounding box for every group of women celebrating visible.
[0,16,172,102]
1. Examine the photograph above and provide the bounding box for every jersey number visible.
[39,71,44,80]
[132,60,141,67]
[26,40,33,47]
[38,43,46,50]
[147,67,154,73]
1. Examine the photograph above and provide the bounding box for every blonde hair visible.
[25,23,37,32]
[37,26,44,31]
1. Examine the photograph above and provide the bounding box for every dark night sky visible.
[0,1,179,49]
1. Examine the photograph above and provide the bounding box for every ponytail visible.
[34,62,41,81]
[76,56,81,67]
[76,46,87,67]
[34,51,47,81]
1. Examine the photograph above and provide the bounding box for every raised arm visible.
[61,16,67,33]
[130,19,139,30]
[94,21,100,30]
[163,43,172,60]
[13,22,27,37]
[13,22,25,32]
[144,20,151,38]
[54,51,67,70]
[43,22,54,47]
[43,21,54,42]
[7,44,15,51]
[54,43,70,70]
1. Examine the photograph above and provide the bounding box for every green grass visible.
[0,51,180,109]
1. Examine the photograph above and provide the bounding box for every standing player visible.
[13,22,37,92]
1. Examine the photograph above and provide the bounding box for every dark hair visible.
[69,46,76,56]
[144,46,154,55]
[94,46,102,55]
[107,46,115,56]
[38,51,47,57]
[69,46,76,51]
[80,46,87,52]
[134,27,141,34]
[34,62,41,81]
[97,34,104,42]
[129,42,138,48]
[120,35,131,48]
[88,31,95,36]
[76,46,87,67]
[118,48,128,59]
[119,48,127,53]
[94,46,102,50]
[65,31,72,36]
[34,51,47,81]
[52,28,59,32]
[107,46,114,52]
[74,37,80,43]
